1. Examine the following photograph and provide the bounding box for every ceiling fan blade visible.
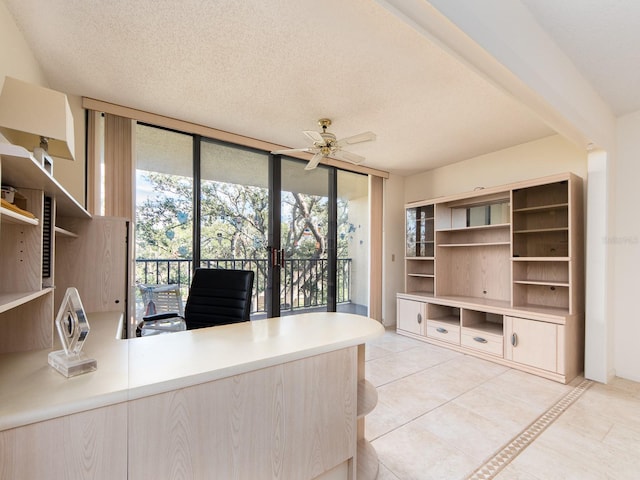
[332,149,365,164]
[335,131,376,147]
[303,130,325,144]
[271,147,312,154]
[304,152,324,170]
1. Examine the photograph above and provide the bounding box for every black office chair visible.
[138,268,254,335]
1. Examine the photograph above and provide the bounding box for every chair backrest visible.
[139,284,184,316]
[184,268,254,330]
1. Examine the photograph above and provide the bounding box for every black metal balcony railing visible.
[135,258,352,314]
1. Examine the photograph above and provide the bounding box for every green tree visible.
[136,170,351,308]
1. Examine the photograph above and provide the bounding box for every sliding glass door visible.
[134,124,193,319]
[337,169,369,315]
[133,123,369,322]
[279,158,330,315]
[199,139,269,317]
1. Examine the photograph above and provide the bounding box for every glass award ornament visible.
[48,287,97,377]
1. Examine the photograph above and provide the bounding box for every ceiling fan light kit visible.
[272,118,376,170]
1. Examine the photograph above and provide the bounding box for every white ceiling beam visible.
[375,0,616,151]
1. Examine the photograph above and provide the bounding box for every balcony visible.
[135,257,356,319]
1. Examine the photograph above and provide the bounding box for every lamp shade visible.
[0,76,75,160]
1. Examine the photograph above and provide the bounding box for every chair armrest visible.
[142,311,180,322]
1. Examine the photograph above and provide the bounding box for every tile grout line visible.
[366,359,507,443]
[465,378,594,480]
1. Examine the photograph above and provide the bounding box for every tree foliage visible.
[136,171,351,260]
[135,171,353,306]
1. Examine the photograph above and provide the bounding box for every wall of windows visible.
[129,122,369,324]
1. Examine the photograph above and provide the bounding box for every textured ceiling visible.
[522,0,640,117]
[4,0,560,175]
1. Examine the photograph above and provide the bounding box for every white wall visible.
[612,110,640,382]
[0,2,47,90]
[405,134,587,201]
[0,2,85,205]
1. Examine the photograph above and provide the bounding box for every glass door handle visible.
[269,247,281,267]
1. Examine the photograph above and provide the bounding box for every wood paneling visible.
[0,404,127,480]
[128,347,357,480]
[55,217,127,314]
[0,292,53,353]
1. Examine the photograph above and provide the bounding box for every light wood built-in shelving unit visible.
[398,172,584,384]
[1,144,128,354]
[1,144,88,353]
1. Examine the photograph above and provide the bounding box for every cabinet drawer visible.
[461,329,503,357]
[426,320,460,345]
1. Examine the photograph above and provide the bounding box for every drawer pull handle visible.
[436,327,448,334]
[473,336,488,344]
[511,333,518,347]
[417,313,422,324]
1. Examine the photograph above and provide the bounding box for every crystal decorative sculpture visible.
[48,287,97,377]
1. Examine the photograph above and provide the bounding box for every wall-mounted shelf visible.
[438,242,510,247]
[514,227,568,234]
[512,202,568,213]
[0,143,91,354]
[0,206,38,226]
[0,289,53,315]
[54,226,79,238]
[0,144,90,219]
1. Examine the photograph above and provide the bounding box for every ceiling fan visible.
[272,118,376,170]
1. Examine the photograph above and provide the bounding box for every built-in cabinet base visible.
[397,294,583,384]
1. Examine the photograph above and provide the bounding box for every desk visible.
[0,311,383,479]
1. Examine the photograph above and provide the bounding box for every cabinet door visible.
[505,316,557,372]
[397,299,425,336]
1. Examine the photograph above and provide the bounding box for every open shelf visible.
[437,223,510,232]
[513,202,568,213]
[514,227,568,234]
[357,380,378,419]
[0,206,38,226]
[513,257,570,262]
[0,144,90,219]
[512,181,568,210]
[513,229,569,257]
[357,438,379,480]
[427,303,460,324]
[461,309,503,334]
[0,289,53,315]
[439,242,510,247]
[514,280,569,287]
[464,322,503,336]
[513,283,569,312]
[404,291,435,298]
[437,223,510,247]
[54,226,79,238]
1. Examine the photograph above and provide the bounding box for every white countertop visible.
[0,311,384,431]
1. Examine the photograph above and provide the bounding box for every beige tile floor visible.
[365,329,640,480]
